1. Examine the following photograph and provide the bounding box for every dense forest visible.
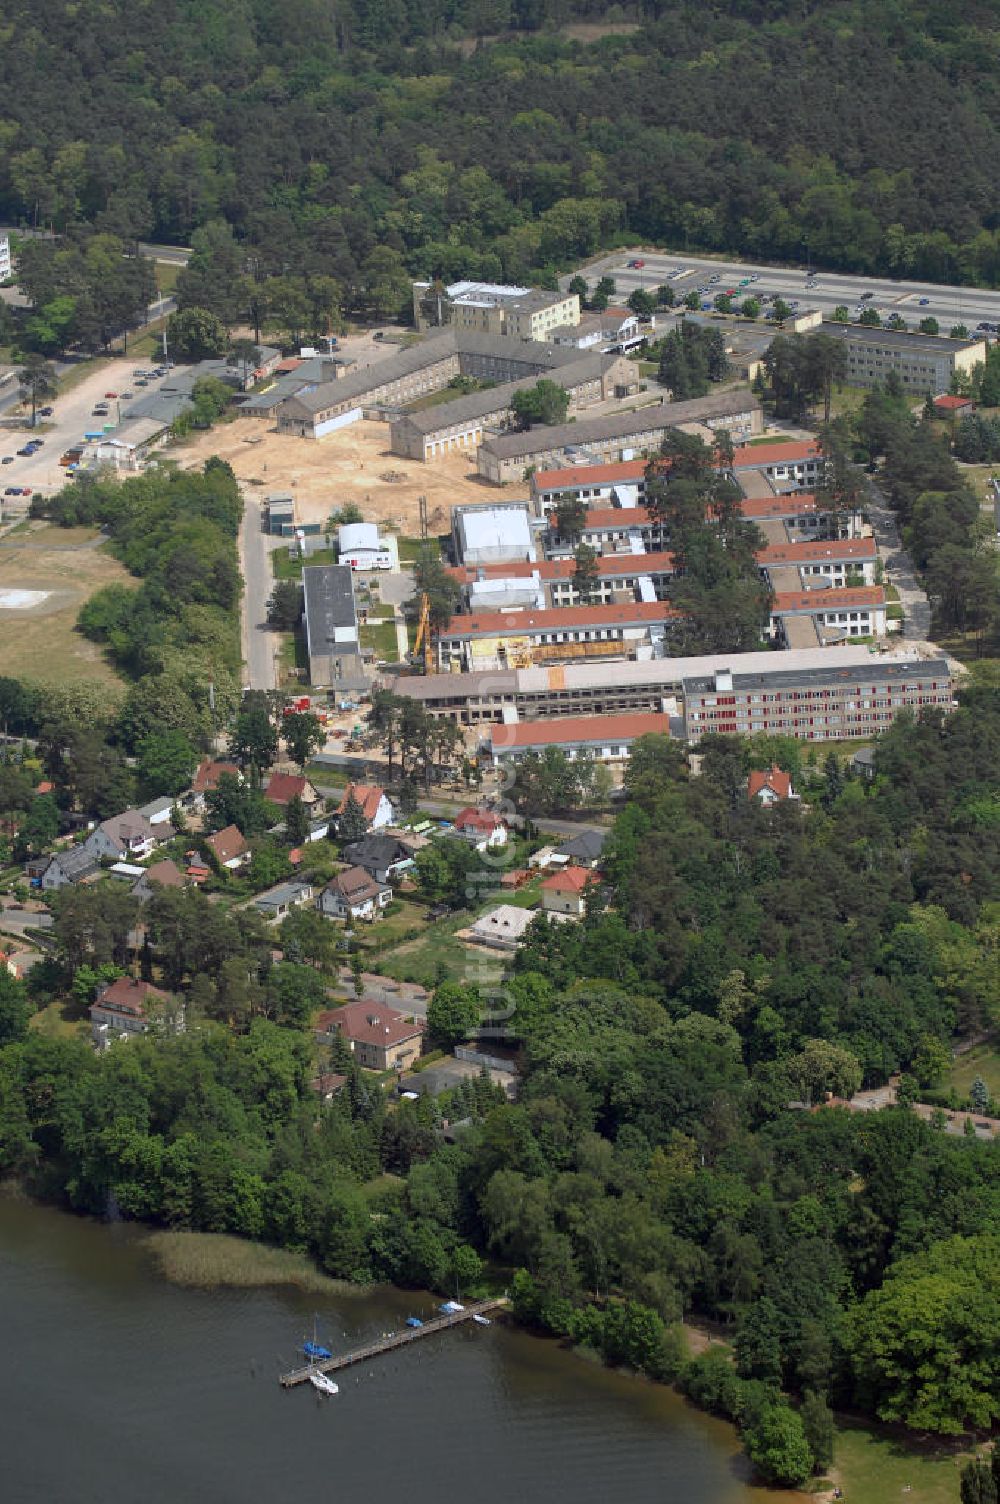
[2,0,1000,304]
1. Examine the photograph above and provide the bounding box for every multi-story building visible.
[0,235,11,282]
[476,391,763,484]
[683,657,953,742]
[388,352,637,461]
[436,600,683,672]
[301,564,367,693]
[816,323,986,394]
[393,645,954,744]
[729,439,824,491]
[489,710,673,767]
[412,278,580,340]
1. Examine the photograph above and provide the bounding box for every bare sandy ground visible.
[176,417,497,537]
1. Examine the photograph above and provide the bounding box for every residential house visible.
[336,783,394,833]
[454,807,508,851]
[37,846,99,890]
[265,772,319,811]
[468,904,535,951]
[748,765,799,806]
[187,759,241,811]
[851,745,877,781]
[318,866,392,922]
[131,859,187,902]
[310,1072,348,1101]
[551,829,607,869]
[137,796,176,827]
[540,867,595,918]
[314,1001,424,1072]
[204,824,250,872]
[90,977,172,1049]
[86,809,168,863]
[254,879,314,922]
[342,834,414,885]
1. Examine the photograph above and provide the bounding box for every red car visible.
[104,391,118,399]
[628,258,645,269]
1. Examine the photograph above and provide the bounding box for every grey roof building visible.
[817,322,986,393]
[476,390,763,483]
[301,564,367,694]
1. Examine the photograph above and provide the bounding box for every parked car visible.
[1,456,13,465]
[861,291,874,300]
[4,487,22,495]
[135,379,148,387]
[104,391,118,399]
[38,406,54,417]
[21,487,31,496]
[918,297,930,306]
[16,447,32,456]
[628,258,645,269]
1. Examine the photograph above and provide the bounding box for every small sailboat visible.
[440,1300,464,1314]
[309,1371,339,1397]
[472,1313,491,1326]
[303,1316,333,1362]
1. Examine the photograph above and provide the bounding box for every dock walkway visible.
[280,1297,507,1387]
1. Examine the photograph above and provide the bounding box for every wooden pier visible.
[280,1298,508,1387]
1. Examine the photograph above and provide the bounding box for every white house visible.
[336,784,395,832]
[540,867,594,918]
[85,810,167,863]
[318,866,392,922]
[454,807,508,851]
[338,522,394,571]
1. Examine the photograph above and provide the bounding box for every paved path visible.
[864,477,932,640]
[238,491,281,691]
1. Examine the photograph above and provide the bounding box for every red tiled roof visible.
[443,600,681,636]
[738,493,825,520]
[265,772,308,805]
[205,824,248,865]
[541,867,594,894]
[581,505,654,530]
[276,358,303,374]
[759,538,876,565]
[491,711,671,750]
[455,806,505,832]
[772,586,885,613]
[192,759,239,794]
[748,765,793,801]
[532,460,650,492]
[337,784,385,822]
[320,1001,424,1049]
[93,976,168,1018]
[731,440,821,468]
[35,780,54,795]
[933,395,972,410]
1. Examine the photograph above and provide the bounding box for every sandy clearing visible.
[175,417,499,538]
[0,529,131,684]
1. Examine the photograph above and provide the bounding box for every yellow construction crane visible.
[413,591,434,674]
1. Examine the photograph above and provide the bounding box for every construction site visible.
[177,416,493,540]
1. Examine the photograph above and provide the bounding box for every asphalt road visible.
[0,356,176,499]
[571,249,1000,334]
[239,491,282,691]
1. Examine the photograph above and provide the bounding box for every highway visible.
[571,250,1000,334]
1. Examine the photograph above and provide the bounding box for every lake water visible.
[0,1194,781,1504]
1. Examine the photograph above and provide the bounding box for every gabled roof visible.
[553,829,607,864]
[542,866,595,894]
[455,806,505,832]
[205,824,248,865]
[53,846,98,879]
[137,859,185,890]
[265,772,309,805]
[321,1000,424,1049]
[192,759,240,793]
[99,810,160,846]
[327,865,386,903]
[337,784,386,822]
[748,765,793,801]
[343,834,410,867]
[93,976,169,1019]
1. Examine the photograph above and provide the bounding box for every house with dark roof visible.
[342,834,414,885]
[314,1001,424,1072]
[85,809,170,863]
[254,879,314,921]
[318,865,392,923]
[551,829,607,868]
[38,845,99,890]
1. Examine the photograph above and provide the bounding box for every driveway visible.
[864,478,932,640]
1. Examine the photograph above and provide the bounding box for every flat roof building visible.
[452,502,535,566]
[817,323,986,393]
[301,564,367,693]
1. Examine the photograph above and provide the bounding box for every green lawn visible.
[30,997,88,1040]
[360,616,399,662]
[944,1040,1000,1102]
[376,918,507,990]
[272,545,336,580]
[396,535,445,563]
[278,629,309,686]
[828,383,868,419]
[746,432,795,446]
[830,1416,970,1504]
